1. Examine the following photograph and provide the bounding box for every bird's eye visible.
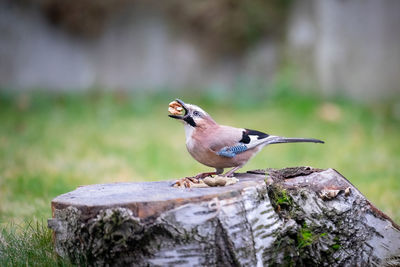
[193,111,200,117]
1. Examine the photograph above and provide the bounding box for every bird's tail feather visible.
[264,136,324,146]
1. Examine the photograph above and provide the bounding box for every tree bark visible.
[48,167,400,266]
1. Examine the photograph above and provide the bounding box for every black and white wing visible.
[216,129,270,158]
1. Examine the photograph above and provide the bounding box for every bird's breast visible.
[184,125,196,149]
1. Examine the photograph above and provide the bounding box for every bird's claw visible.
[187,177,200,183]
[193,172,216,179]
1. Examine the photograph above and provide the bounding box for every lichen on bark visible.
[263,168,383,266]
[49,207,190,266]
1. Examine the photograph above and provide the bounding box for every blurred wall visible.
[0,1,278,91]
[288,0,400,100]
[1,0,400,100]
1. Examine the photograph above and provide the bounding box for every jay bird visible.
[169,99,324,180]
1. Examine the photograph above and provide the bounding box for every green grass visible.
[0,221,73,266]
[0,88,399,264]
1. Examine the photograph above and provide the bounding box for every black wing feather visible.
[239,129,269,144]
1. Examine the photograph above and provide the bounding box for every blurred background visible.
[0,0,400,264]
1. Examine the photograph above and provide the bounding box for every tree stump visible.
[48,167,400,266]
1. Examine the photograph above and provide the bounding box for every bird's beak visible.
[168,99,189,120]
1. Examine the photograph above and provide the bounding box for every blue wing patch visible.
[217,143,248,158]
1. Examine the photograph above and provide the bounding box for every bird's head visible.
[168,99,216,128]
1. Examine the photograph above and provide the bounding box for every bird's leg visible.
[189,168,224,180]
[192,171,217,180]
[216,168,224,175]
[222,166,242,177]
[189,168,223,183]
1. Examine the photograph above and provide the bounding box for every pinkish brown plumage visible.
[169,99,324,178]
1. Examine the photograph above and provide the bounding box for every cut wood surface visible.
[51,173,264,222]
[48,167,400,266]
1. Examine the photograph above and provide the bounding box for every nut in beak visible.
[168,101,184,115]
[168,99,188,119]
